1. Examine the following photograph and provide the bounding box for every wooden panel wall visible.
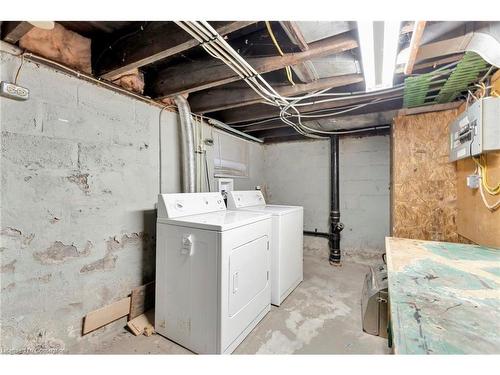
[392,108,468,243]
[455,71,500,247]
[456,152,500,247]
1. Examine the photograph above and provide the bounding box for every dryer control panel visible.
[227,190,266,209]
[158,192,226,219]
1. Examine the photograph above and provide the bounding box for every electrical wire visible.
[14,53,25,84]
[472,155,500,195]
[265,21,295,86]
[479,178,500,210]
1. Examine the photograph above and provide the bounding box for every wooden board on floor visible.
[127,309,155,336]
[83,297,131,335]
[456,151,500,247]
[386,237,500,354]
[129,281,155,320]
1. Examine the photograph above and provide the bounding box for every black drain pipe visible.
[329,135,344,265]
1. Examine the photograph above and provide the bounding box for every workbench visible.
[385,237,500,354]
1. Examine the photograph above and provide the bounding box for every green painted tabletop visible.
[385,237,500,354]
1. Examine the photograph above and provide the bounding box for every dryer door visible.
[219,218,271,353]
[229,235,269,316]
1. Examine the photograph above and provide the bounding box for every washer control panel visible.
[158,192,226,218]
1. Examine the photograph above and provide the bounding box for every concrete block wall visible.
[263,135,390,259]
[0,51,264,353]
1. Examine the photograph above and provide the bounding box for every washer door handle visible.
[233,272,239,294]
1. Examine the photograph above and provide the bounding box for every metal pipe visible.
[329,135,343,264]
[174,95,196,193]
[303,230,330,238]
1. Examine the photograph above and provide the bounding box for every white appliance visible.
[155,192,272,354]
[227,190,303,306]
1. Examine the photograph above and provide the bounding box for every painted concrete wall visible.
[263,135,390,256]
[0,51,264,353]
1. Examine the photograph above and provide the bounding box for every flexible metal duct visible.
[174,95,196,193]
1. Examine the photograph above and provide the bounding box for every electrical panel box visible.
[449,96,500,162]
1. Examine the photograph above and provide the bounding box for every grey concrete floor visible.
[96,250,391,354]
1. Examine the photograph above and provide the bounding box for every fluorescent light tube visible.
[357,21,400,91]
[382,21,401,89]
[357,21,376,91]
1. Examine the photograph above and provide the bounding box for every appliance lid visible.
[157,192,226,219]
[157,209,272,231]
[234,204,303,216]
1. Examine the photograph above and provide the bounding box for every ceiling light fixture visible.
[357,21,401,92]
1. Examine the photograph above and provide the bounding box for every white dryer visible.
[227,190,303,306]
[155,192,272,354]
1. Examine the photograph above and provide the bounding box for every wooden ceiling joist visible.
[95,21,255,80]
[1,21,34,44]
[404,21,427,75]
[242,110,397,133]
[189,74,363,113]
[150,31,359,99]
[218,89,403,125]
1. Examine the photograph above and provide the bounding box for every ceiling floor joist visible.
[150,31,359,99]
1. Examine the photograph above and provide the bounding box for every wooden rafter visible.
[242,110,398,133]
[1,21,34,44]
[218,89,402,125]
[95,21,255,79]
[150,31,359,99]
[404,21,427,75]
[189,74,363,113]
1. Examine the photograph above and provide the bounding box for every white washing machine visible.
[227,190,303,306]
[155,192,272,354]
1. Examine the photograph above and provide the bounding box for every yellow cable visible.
[265,21,295,86]
[473,156,500,195]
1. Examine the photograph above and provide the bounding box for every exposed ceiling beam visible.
[397,101,463,116]
[252,122,391,141]
[291,61,319,83]
[415,33,473,63]
[395,53,463,74]
[150,31,359,99]
[189,74,363,113]
[1,21,34,44]
[280,21,319,84]
[95,21,255,79]
[404,21,427,75]
[218,89,403,125]
[242,110,398,133]
[280,21,309,51]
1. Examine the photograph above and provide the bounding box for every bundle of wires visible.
[174,21,404,138]
[472,155,500,211]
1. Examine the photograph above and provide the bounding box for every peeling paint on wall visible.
[1,260,17,273]
[80,253,117,273]
[0,51,264,354]
[33,241,92,264]
[67,172,90,194]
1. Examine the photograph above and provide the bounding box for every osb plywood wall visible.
[456,71,500,248]
[456,152,500,247]
[392,108,469,243]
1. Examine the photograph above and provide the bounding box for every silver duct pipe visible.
[174,95,196,193]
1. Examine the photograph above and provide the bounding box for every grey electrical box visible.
[0,81,30,101]
[449,96,500,162]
